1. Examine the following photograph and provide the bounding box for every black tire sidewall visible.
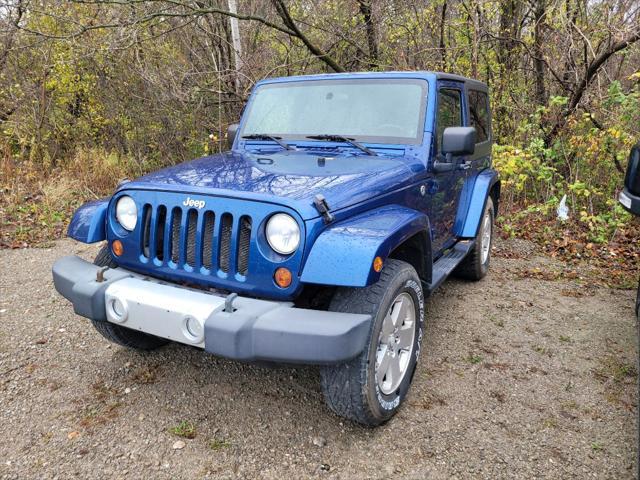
[364,268,424,420]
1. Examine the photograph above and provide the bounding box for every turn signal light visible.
[373,256,383,273]
[274,267,292,288]
[112,240,124,257]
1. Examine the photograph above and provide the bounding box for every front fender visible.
[301,205,429,287]
[67,198,109,243]
[457,169,500,238]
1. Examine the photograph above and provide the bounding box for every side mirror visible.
[433,126,476,173]
[624,143,640,196]
[227,123,239,149]
[442,126,476,156]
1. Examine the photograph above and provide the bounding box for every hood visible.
[122,149,424,219]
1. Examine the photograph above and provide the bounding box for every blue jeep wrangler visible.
[53,72,499,426]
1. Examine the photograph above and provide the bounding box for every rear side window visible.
[468,90,490,143]
[436,89,462,153]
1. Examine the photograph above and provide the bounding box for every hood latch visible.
[313,194,334,224]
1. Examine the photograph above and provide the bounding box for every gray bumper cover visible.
[52,256,371,364]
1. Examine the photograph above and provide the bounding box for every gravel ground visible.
[0,238,637,479]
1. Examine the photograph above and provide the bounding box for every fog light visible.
[112,240,124,257]
[108,297,128,323]
[183,315,204,343]
[274,267,292,288]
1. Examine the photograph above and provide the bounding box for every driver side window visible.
[436,89,462,154]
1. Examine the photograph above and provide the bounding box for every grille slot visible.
[155,206,166,261]
[185,209,198,267]
[237,216,252,276]
[219,213,233,273]
[141,205,151,258]
[202,211,215,270]
[171,208,182,263]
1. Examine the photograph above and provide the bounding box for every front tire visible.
[320,259,424,426]
[90,245,168,351]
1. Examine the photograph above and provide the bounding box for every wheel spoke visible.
[377,348,392,383]
[380,312,395,337]
[388,355,401,387]
[397,325,414,349]
[391,296,409,327]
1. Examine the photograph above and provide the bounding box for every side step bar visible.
[425,239,475,293]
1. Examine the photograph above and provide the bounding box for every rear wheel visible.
[320,259,424,426]
[90,245,168,351]
[455,197,494,280]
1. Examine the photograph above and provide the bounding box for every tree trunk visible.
[532,0,547,106]
[439,1,447,70]
[357,0,379,69]
[498,0,519,70]
[227,0,243,92]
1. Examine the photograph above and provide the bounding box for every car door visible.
[431,81,468,254]
[451,87,493,237]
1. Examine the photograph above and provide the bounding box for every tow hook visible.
[224,293,238,313]
[96,266,109,283]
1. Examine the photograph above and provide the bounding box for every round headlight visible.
[115,196,137,231]
[266,213,300,255]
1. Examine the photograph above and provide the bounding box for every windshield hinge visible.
[313,194,334,224]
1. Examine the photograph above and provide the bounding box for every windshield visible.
[240,79,428,145]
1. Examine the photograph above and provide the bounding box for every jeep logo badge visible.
[182,197,206,209]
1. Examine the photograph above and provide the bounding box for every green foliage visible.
[169,420,196,439]
[492,74,639,243]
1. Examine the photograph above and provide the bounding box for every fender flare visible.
[67,198,110,243]
[301,205,430,287]
[457,169,500,238]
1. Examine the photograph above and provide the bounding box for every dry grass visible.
[1,148,140,248]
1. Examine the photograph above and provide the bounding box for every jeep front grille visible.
[141,204,252,276]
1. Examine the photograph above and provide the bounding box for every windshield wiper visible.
[306,134,377,156]
[242,134,293,150]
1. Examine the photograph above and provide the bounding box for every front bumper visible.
[52,256,371,364]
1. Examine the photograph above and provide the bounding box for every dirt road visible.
[0,239,637,479]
